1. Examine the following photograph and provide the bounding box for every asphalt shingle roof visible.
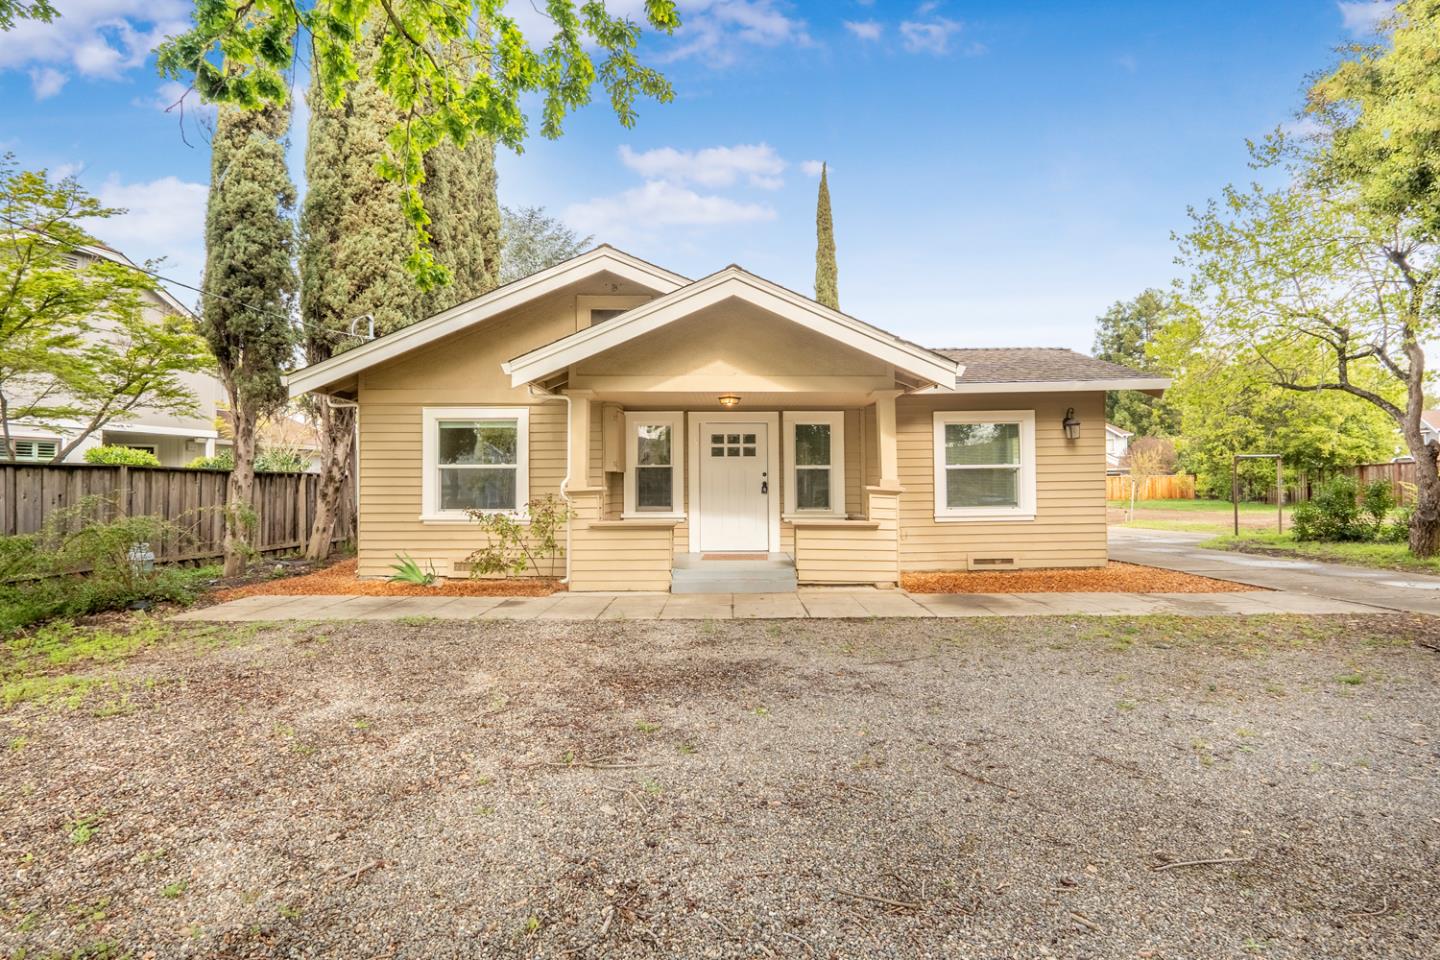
[932,347,1154,384]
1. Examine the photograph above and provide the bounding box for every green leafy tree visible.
[1174,3,1440,551]
[0,0,55,31]
[200,101,298,576]
[1091,289,1178,436]
[500,205,592,283]
[0,158,210,462]
[814,162,838,310]
[158,0,680,288]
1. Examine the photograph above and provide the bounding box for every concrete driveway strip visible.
[1109,528,1440,614]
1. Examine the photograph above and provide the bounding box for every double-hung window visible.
[783,412,845,517]
[421,407,529,520]
[932,410,1036,521]
[623,411,684,518]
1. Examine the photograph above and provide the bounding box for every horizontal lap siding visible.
[356,399,568,578]
[896,392,1107,571]
[795,492,899,585]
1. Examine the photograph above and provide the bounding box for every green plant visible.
[1292,476,1366,542]
[67,812,102,845]
[1360,479,1396,535]
[254,444,309,473]
[466,494,575,579]
[83,446,161,467]
[387,553,437,586]
[186,450,234,471]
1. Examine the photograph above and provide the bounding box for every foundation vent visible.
[966,556,1018,571]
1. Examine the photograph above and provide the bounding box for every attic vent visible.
[588,308,627,325]
[61,253,81,270]
[12,439,58,462]
[967,556,1018,571]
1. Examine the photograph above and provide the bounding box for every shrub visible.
[466,495,574,579]
[255,446,309,473]
[1360,479,1396,536]
[84,446,161,467]
[0,498,213,634]
[186,450,234,471]
[388,553,437,586]
[1293,475,1366,542]
[1380,504,1412,544]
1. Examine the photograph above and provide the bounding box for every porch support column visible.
[872,389,903,489]
[563,389,594,491]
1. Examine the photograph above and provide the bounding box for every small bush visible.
[466,495,574,579]
[1360,479,1396,535]
[84,446,162,467]
[1380,504,1412,544]
[388,553,437,586]
[186,450,234,471]
[0,498,214,634]
[1293,476,1367,542]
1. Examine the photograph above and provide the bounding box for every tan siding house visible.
[287,247,1166,592]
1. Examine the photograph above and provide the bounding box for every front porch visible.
[559,390,908,593]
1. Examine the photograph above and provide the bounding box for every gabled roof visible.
[1105,422,1134,438]
[285,246,689,397]
[1421,410,1440,431]
[502,265,961,388]
[933,347,1169,394]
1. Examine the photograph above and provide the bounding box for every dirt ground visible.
[213,558,561,601]
[1107,504,1289,534]
[1,615,1437,959]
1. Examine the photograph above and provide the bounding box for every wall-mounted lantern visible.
[1062,408,1081,440]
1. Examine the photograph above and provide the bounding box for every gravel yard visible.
[1,614,1437,958]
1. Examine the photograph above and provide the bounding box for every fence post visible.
[116,465,129,519]
[1276,457,1283,534]
[297,475,309,553]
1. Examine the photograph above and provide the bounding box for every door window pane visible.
[946,467,1018,508]
[945,423,1019,466]
[636,466,673,509]
[794,423,831,466]
[796,467,830,510]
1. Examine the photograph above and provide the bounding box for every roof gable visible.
[286,246,688,397]
[502,266,960,388]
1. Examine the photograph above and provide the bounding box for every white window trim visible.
[932,409,1036,522]
[781,411,846,519]
[420,406,529,523]
[623,411,686,520]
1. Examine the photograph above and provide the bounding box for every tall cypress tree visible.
[814,162,839,310]
[420,136,502,315]
[201,99,298,576]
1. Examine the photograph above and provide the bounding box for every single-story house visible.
[1105,422,1133,473]
[285,247,1167,592]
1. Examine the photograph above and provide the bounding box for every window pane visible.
[742,446,755,457]
[727,434,740,444]
[945,423,1019,466]
[441,467,517,510]
[794,423,831,466]
[636,466,672,509]
[742,433,756,444]
[946,467,1018,508]
[796,467,830,510]
[440,420,517,465]
[711,434,723,444]
[711,446,725,457]
[636,425,671,466]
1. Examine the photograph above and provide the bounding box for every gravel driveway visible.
[2,614,1437,958]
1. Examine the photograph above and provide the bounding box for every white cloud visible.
[1337,1,1397,34]
[844,20,883,41]
[29,66,67,99]
[0,0,192,98]
[91,174,209,294]
[899,16,964,55]
[619,143,786,189]
[663,0,811,66]
[800,160,826,177]
[565,180,775,239]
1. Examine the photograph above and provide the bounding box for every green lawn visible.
[1202,531,1440,574]
[1108,499,1291,535]
[1107,498,1283,514]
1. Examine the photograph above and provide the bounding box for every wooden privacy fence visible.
[1106,474,1196,501]
[1282,461,1417,505]
[0,464,356,563]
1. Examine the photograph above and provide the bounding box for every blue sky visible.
[0,0,1397,351]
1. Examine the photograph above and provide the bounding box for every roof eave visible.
[922,377,1170,395]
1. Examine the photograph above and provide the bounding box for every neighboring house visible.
[1420,410,1440,449]
[1105,422,1133,473]
[285,246,1167,592]
[3,244,226,467]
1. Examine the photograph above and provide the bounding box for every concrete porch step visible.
[671,554,798,594]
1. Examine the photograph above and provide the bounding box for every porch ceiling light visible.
[1062,407,1081,441]
[718,394,741,408]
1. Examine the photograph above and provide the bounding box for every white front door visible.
[698,423,770,552]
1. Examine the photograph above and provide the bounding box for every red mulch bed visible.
[213,558,562,601]
[901,561,1257,594]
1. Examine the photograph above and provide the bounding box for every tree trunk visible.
[1408,442,1440,557]
[224,406,258,577]
[305,402,355,561]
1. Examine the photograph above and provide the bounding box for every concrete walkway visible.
[1110,527,1440,615]
[173,584,1370,622]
